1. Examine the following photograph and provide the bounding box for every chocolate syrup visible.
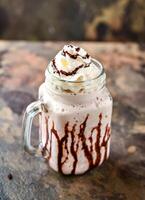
[48,127,52,161]
[49,116,90,173]
[62,49,90,60]
[69,124,78,174]
[91,113,102,166]
[44,113,110,174]
[60,64,83,76]
[68,44,73,48]
[86,53,89,58]
[52,47,91,76]
[76,47,80,52]
[52,59,60,75]
[60,122,70,167]
[50,122,62,172]
[101,124,111,161]
[89,134,93,152]
[61,122,69,165]
[78,114,94,169]
[62,49,78,59]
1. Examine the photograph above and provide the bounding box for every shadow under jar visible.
[23,59,113,175]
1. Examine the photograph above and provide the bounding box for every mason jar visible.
[23,59,113,175]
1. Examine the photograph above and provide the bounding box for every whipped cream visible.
[47,44,100,82]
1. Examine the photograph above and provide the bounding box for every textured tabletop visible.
[0,41,145,200]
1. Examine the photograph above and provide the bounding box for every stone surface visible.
[0,41,145,200]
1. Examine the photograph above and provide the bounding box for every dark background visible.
[0,0,144,41]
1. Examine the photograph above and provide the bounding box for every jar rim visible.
[45,58,105,84]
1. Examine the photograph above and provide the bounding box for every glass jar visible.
[23,59,113,175]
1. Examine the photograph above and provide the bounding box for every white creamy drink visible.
[38,45,113,175]
[23,44,113,175]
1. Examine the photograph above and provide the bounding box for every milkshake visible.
[23,44,113,175]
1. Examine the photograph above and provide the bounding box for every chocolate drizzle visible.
[51,46,91,76]
[61,123,69,165]
[62,49,90,61]
[52,57,89,76]
[51,121,78,174]
[60,64,84,76]
[62,49,78,59]
[91,113,102,166]
[78,114,94,168]
[68,123,77,174]
[43,113,111,174]
[76,47,80,52]
[50,121,62,172]
[101,124,111,161]
[89,134,93,153]
[48,127,52,160]
[62,48,90,60]
[52,59,60,75]
[86,53,89,58]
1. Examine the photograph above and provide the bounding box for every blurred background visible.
[0,0,144,42]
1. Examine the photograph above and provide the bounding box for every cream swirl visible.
[48,44,100,82]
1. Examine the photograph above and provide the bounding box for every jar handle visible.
[23,100,44,156]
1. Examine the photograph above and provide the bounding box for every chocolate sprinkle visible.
[76,47,80,52]
[8,173,13,180]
